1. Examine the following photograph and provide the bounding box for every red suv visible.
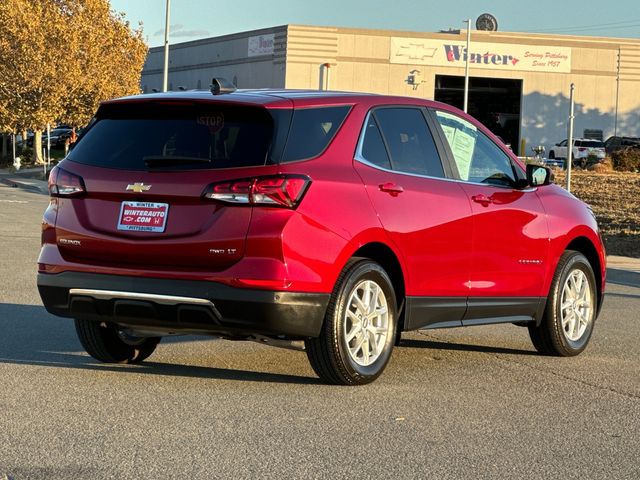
[38,82,606,385]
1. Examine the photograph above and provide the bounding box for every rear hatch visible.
[575,139,605,158]
[53,99,289,271]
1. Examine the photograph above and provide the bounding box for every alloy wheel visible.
[560,269,593,342]
[343,280,390,366]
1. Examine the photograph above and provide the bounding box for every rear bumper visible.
[37,272,329,338]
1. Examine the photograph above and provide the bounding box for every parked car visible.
[544,157,565,168]
[20,131,35,147]
[548,138,606,167]
[604,136,640,154]
[37,83,606,385]
[42,127,73,148]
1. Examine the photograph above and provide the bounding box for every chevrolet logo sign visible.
[126,183,152,193]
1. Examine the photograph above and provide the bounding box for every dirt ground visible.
[553,170,640,258]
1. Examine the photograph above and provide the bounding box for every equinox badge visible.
[126,182,152,193]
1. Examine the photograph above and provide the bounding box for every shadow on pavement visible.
[399,338,538,356]
[0,302,318,385]
[607,268,640,289]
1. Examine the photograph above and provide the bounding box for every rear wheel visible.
[305,259,397,385]
[548,151,555,159]
[74,318,161,363]
[528,251,597,356]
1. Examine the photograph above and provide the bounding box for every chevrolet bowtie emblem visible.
[126,182,152,193]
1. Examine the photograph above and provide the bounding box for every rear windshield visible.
[575,140,604,148]
[68,102,351,170]
[68,103,278,170]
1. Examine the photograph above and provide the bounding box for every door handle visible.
[471,194,492,206]
[379,182,404,196]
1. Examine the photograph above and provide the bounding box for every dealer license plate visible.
[117,201,169,232]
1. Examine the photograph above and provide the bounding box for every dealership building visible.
[141,24,640,155]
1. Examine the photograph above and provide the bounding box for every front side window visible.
[373,108,444,177]
[434,110,518,187]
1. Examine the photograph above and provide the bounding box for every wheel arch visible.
[565,236,604,313]
[350,242,407,331]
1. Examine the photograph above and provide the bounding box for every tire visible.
[548,151,555,159]
[74,318,161,363]
[305,259,397,385]
[528,251,597,356]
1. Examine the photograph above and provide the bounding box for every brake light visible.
[48,166,86,197]
[203,175,311,208]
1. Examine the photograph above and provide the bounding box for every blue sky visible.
[110,0,640,47]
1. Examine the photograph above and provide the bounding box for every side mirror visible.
[526,164,552,187]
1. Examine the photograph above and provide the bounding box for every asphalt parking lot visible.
[0,183,638,480]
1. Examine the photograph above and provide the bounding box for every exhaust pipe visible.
[248,336,305,351]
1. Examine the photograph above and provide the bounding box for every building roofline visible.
[147,24,288,53]
[290,23,640,46]
[148,23,640,53]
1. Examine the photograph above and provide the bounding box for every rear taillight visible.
[49,166,86,197]
[203,175,311,208]
[578,147,587,152]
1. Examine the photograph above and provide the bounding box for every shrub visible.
[588,158,613,173]
[611,148,640,172]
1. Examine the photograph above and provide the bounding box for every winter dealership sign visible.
[248,34,275,57]
[390,37,572,73]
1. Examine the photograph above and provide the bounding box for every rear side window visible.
[373,108,444,177]
[360,115,392,169]
[281,106,351,162]
[68,103,277,171]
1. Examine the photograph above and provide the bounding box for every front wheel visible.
[74,318,161,363]
[305,259,397,385]
[528,251,597,356]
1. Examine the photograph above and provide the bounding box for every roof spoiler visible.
[210,77,237,95]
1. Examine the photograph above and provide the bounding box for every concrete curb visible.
[0,176,48,194]
[607,255,640,273]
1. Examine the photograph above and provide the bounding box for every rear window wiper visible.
[143,156,212,167]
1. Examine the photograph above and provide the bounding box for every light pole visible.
[614,47,620,137]
[162,0,171,92]
[566,83,575,193]
[463,19,471,113]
